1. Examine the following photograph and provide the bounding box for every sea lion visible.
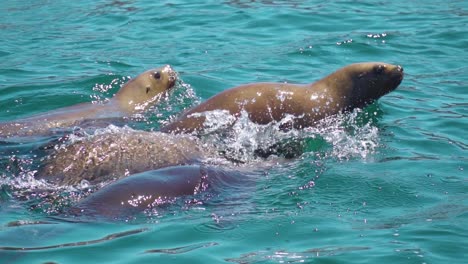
[36,130,209,186]
[161,62,403,134]
[0,65,177,138]
[68,165,211,218]
[67,165,250,219]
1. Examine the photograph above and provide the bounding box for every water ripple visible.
[144,241,219,254]
[0,228,148,251]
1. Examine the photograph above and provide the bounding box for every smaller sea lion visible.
[36,130,208,186]
[160,62,403,134]
[0,65,177,138]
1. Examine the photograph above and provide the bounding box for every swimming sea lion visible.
[37,130,209,186]
[0,65,177,138]
[161,62,403,134]
[67,165,250,219]
[68,165,211,218]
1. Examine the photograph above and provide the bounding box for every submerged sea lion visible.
[161,62,403,134]
[37,130,209,186]
[0,65,177,138]
[68,165,211,218]
[68,165,250,219]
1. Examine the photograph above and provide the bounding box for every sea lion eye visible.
[374,65,385,74]
[153,71,161,79]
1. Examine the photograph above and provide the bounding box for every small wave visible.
[225,245,371,263]
[144,241,218,254]
[0,228,148,251]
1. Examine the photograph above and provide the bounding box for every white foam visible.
[156,80,201,127]
[188,109,237,134]
[197,108,381,163]
[306,110,380,160]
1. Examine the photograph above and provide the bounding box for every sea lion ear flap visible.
[146,86,151,94]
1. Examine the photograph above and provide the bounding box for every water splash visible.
[311,109,381,161]
[90,75,126,104]
[0,167,92,215]
[0,133,114,215]
[127,79,201,129]
[195,108,381,163]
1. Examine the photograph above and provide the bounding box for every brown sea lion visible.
[0,65,177,138]
[67,165,250,219]
[36,130,209,186]
[160,62,403,134]
[68,165,212,218]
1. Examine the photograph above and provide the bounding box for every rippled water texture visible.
[0,1,467,263]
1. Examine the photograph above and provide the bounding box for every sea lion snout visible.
[162,64,177,88]
[397,65,404,72]
[390,64,404,84]
[372,63,404,99]
[390,64,403,75]
[396,65,404,82]
[372,63,404,85]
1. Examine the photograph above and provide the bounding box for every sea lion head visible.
[341,62,404,108]
[115,65,177,112]
[319,62,403,110]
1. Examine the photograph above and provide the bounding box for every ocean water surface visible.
[0,1,467,263]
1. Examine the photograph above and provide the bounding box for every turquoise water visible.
[1,0,467,263]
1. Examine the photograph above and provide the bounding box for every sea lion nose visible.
[163,65,177,84]
[397,65,403,72]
